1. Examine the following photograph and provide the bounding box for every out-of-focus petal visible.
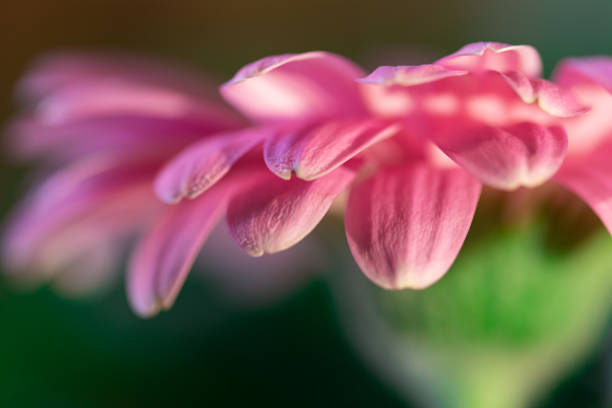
[2,159,161,282]
[501,72,589,118]
[434,122,567,190]
[34,81,242,129]
[127,181,232,317]
[264,118,400,180]
[155,127,271,203]
[18,52,221,101]
[436,42,542,77]
[226,165,356,257]
[8,115,212,160]
[554,56,612,93]
[345,163,481,289]
[357,64,468,86]
[221,51,367,122]
[556,142,612,234]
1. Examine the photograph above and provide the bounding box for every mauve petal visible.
[18,52,221,101]
[345,163,481,289]
[357,64,468,86]
[551,58,612,155]
[220,51,367,122]
[554,56,612,93]
[226,166,356,257]
[155,127,271,203]
[128,182,233,317]
[436,42,542,77]
[34,81,242,128]
[264,118,400,180]
[434,122,568,190]
[2,157,160,272]
[8,115,215,160]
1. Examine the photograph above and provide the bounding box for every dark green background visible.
[1,1,611,406]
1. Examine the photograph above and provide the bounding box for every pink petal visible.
[556,143,612,234]
[2,157,160,273]
[345,163,481,289]
[501,72,589,118]
[34,81,242,129]
[155,127,271,203]
[220,51,367,122]
[434,122,568,190]
[127,182,233,317]
[18,52,221,101]
[436,42,542,77]
[264,118,400,180]
[226,166,356,257]
[554,56,612,93]
[357,64,468,86]
[8,115,213,160]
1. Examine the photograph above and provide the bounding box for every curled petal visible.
[501,72,588,118]
[357,64,467,86]
[264,118,400,180]
[128,182,232,317]
[155,127,271,203]
[436,42,542,77]
[226,166,356,257]
[434,123,568,190]
[221,51,367,122]
[345,163,481,289]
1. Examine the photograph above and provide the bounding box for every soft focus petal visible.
[345,163,481,289]
[357,64,468,86]
[221,51,367,122]
[553,57,612,155]
[33,81,241,129]
[128,181,233,317]
[264,118,400,180]
[501,72,588,118]
[434,123,567,190]
[226,165,356,257]
[556,142,612,234]
[2,156,160,272]
[554,56,612,93]
[18,52,221,101]
[436,42,542,77]
[8,115,208,160]
[155,127,270,203]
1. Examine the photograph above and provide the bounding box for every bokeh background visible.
[1,1,612,406]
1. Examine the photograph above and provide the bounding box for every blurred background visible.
[1,1,612,406]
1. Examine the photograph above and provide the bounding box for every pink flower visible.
[160,43,594,294]
[3,53,329,317]
[6,44,610,318]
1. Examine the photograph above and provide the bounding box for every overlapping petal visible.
[555,141,612,234]
[226,165,356,257]
[155,127,271,203]
[128,180,234,317]
[433,122,568,190]
[345,163,481,289]
[221,51,367,122]
[264,118,400,180]
[436,42,543,77]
